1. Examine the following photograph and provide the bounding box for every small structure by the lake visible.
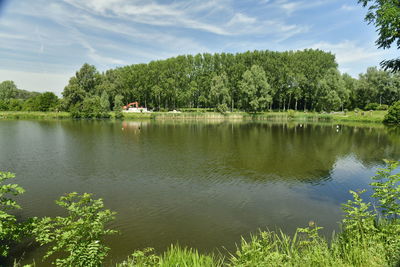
[122,102,150,113]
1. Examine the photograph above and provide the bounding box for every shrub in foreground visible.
[32,192,117,267]
[0,172,26,257]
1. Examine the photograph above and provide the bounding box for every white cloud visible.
[61,0,307,37]
[3,0,380,91]
[310,40,384,64]
[63,0,230,35]
[227,13,257,25]
[308,40,398,76]
[0,32,27,40]
[281,1,301,15]
[341,4,357,11]
[261,0,330,15]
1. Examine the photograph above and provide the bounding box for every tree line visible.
[1,49,400,114]
[0,80,59,112]
[60,49,400,113]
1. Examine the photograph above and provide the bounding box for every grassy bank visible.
[116,225,397,267]
[252,110,386,123]
[0,110,387,123]
[121,110,387,123]
[0,111,71,119]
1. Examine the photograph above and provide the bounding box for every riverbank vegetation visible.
[384,101,400,124]
[1,50,400,118]
[3,160,400,266]
[0,109,388,124]
[59,52,400,114]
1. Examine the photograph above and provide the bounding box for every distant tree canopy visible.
[0,80,58,112]
[61,49,400,113]
[2,49,400,114]
[358,0,400,72]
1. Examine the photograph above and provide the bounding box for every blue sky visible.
[0,0,397,94]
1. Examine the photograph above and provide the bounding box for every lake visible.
[1,120,399,265]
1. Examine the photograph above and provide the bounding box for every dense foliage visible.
[59,50,400,114]
[358,0,400,72]
[0,81,58,112]
[2,50,400,116]
[0,172,26,257]
[32,193,117,267]
[384,101,400,123]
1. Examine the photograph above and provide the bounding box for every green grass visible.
[113,110,387,123]
[116,246,223,267]
[119,110,387,123]
[0,110,387,123]
[0,111,71,119]
[249,110,386,123]
[115,221,399,267]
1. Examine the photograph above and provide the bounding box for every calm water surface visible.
[0,120,399,265]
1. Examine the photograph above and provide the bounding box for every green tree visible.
[62,63,100,110]
[239,65,272,112]
[358,0,400,71]
[100,90,110,112]
[316,69,346,111]
[342,73,358,109]
[356,67,396,108]
[32,192,117,267]
[36,92,59,111]
[7,99,24,111]
[62,77,87,110]
[80,96,108,118]
[76,63,101,93]
[113,94,124,119]
[210,73,231,113]
[0,81,17,100]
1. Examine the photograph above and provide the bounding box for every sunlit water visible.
[0,120,399,265]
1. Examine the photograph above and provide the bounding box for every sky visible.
[0,0,398,95]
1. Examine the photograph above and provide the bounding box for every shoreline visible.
[0,110,386,124]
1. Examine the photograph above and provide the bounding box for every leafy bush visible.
[377,104,389,110]
[364,103,389,111]
[341,190,376,242]
[364,102,380,110]
[287,109,295,119]
[216,103,228,114]
[36,92,59,112]
[384,101,400,124]
[0,172,26,257]
[371,160,400,217]
[70,97,111,119]
[32,192,117,267]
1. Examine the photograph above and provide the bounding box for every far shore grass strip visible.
[0,110,386,123]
